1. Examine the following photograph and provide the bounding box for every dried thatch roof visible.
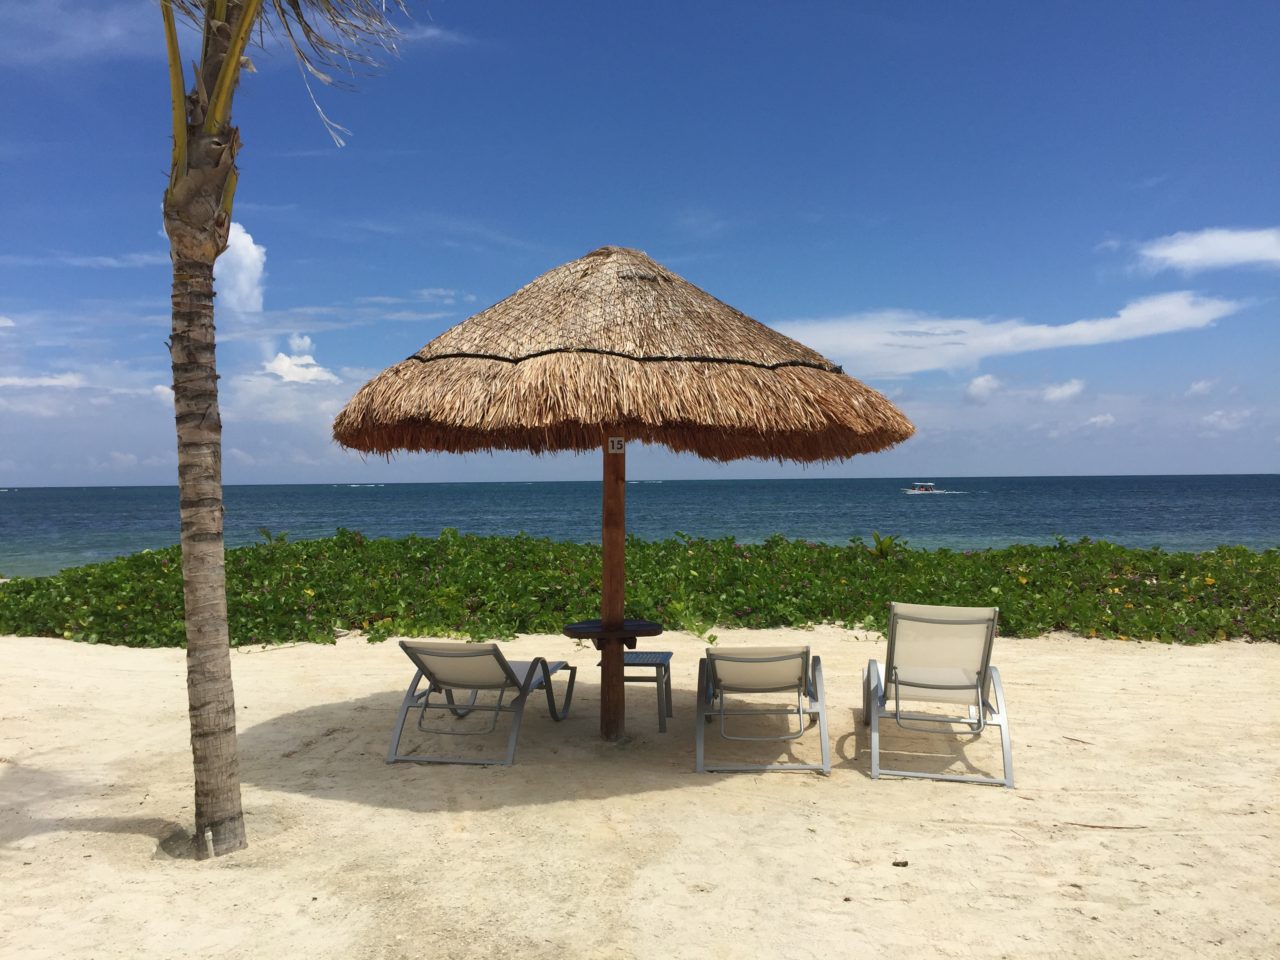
[333,246,914,462]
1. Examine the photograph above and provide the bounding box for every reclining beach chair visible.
[695,645,830,774]
[863,602,1013,787]
[387,640,576,766]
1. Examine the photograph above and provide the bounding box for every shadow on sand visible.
[235,679,858,812]
[0,759,185,851]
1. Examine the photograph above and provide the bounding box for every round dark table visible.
[563,619,664,738]
[562,618,664,650]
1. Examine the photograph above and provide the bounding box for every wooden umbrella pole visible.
[600,437,626,740]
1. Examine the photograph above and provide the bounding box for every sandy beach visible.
[2,626,1277,959]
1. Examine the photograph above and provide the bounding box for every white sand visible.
[2,626,1277,959]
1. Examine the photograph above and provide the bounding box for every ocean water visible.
[1,475,1277,578]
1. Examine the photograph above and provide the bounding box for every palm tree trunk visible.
[169,256,246,858]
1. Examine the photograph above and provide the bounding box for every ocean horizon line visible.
[2,471,1278,492]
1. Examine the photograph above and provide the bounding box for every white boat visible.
[903,481,944,494]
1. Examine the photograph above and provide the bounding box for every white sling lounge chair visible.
[863,602,1013,788]
[387,640,577,766]
[695,645,830,774]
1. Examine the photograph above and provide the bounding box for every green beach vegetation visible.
[2,529,1276,646]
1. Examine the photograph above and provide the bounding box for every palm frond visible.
[170,0,410,84]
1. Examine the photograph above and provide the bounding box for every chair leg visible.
[812,657,831,775]
[540,662,577,721]
[866,660,883,779]
[443,687,481,718]
[655,664,668,733]
[694,659,708,772]
[989,666,1015,788]
[502,695,528,766]
[387,670,425,763]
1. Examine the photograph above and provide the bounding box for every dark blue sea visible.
[1,475,1277,578]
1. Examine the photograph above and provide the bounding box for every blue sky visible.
[1,1,1277,486]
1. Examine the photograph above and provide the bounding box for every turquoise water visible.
[1,475,1277,578]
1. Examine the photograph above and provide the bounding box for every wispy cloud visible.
[0,315,15,328]
[400,23,471,46]
[1043,379,1085,402]
[0,139,43,161]
[0,2,165,65]
[1200,409,1254,433]
[777,292,1241,377]
[673,209,733,242]
[0,251,168,269]
[0,373,86,389]
[1132,175,1169,191]
[1186,379,1216,397]
[415,288,477,305]
[383,310,454,322]
[1138,227,1280,273]
[1085,413,1116,428]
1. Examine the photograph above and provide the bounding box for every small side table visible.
[596,650,674,733]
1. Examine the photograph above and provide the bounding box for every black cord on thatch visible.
[405,347,843,375]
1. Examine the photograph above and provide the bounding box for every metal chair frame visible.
[388,642,576,766]
[695,649,831,774]
[863,604,1014,788]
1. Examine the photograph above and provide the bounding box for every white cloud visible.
[0,316,15,328]
[288,333,315,354]
[0,2,165,64]
[416,288,456,303]
[673,209,732,242]
[0,395,64,417]
[223,371,350,426]
[383,310,453,322]
[1138,227,1280,273]
[965,374,1001,401]
[1186,379,1215,397]
[109,451,138,468]
[414,288,476,305]
[0,251,167,268]
[1085,413,1116,428]
[0,373,86,388]
[263,353,340,384]
[214,222,266,313]
[1200,409,1254,433]
[776,292,1241,377]
[1043,379,1085,402]
[401,24,470,45]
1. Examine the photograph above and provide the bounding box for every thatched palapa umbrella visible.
[333,246,914,740]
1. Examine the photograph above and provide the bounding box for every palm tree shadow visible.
[0,760,184,851]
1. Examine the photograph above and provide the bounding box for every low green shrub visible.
[0,529,1275,646]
